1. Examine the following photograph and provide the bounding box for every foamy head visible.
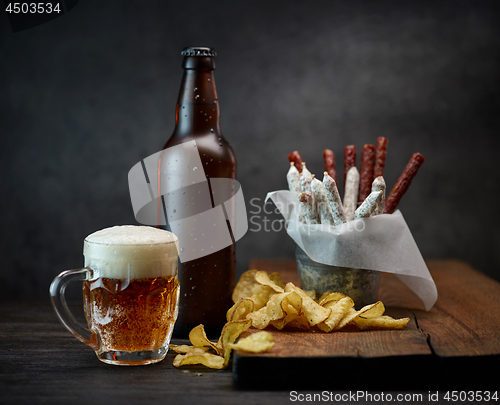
[84,225,179,280]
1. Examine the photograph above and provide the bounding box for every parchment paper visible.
[265,190,438,311]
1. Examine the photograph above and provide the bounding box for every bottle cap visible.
[181,47,217,57]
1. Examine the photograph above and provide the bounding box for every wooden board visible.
[232,259,500,389]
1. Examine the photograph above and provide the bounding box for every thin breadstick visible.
[311,178,334,225]
[354,190,383,219]
[343,166,359,221]
[323,172,346,226]
[371,176,386,215]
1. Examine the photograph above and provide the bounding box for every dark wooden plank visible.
[237,307,428,359]
[0,301,290,405]
[416,260,500,357]
[234,259,500,389]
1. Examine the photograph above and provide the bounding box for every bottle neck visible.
[174,66,220,136]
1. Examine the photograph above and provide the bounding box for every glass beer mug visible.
[50,225,180,366]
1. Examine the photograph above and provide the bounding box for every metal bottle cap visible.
[181,47,217,57]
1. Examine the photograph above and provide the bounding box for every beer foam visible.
[84,225,179,280]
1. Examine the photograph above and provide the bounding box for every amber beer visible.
[83,276,179,353]
[82,225,179,365]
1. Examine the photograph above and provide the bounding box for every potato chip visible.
[354,315,410,330]
[335,301,385,330]
[303,289,317,301]
[285,313,311,330]
[188,324,221,355]
[227,331,275,353]
[284,283,330,326]
[169,345,209,354]
[226,298,254,322]
[358,301,386,319]
[247,306,270,330]
[217,319,252,367]
[249,284,278,311]
[173,352,225,369]
[232,270,258,303]
[317,296,354,332]
[268,272,286,289]
[318,292,346,307]
[254,271,285,293]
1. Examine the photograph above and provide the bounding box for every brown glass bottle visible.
[162,47,236,338]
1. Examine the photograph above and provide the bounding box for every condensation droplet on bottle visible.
[195,95,200,99]
[193,166,197,171]
[194,87,198,91]
[210,128,214,132]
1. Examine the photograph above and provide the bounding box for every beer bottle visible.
[162,47,236,338]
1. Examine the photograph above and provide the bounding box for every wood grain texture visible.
[235,259,500,389]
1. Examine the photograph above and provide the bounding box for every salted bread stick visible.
[311,178,334,225]
[288,151,303,173]
[354,190,383,219]
[384,153,425,214]
[371,176,386,215]
[323,149,337,184]
[343,166,359,221]
[374,137,388,178]
[343,145,356,193]
[299,192,320,224]
[286,162,301,196]
[323,172,346,226]
[358,144,375,204]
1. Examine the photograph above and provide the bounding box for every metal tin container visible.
[295,245,380,309]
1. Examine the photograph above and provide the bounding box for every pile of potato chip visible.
[169,320,274,369]
[231,270,409,332]
[171,269,409,370]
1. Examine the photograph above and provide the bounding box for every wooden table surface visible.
[235,259,500,390]
[1,259,499,404]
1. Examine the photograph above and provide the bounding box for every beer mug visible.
[50,225,180,366]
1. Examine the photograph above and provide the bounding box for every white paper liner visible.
[265,190,438,311]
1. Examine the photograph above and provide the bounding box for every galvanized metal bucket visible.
[295,245,381,309]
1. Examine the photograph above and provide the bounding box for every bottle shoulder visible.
[163,132,236,178]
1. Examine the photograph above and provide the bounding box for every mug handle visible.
[49,268,97,349]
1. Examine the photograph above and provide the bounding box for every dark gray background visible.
[1,0,499,301]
